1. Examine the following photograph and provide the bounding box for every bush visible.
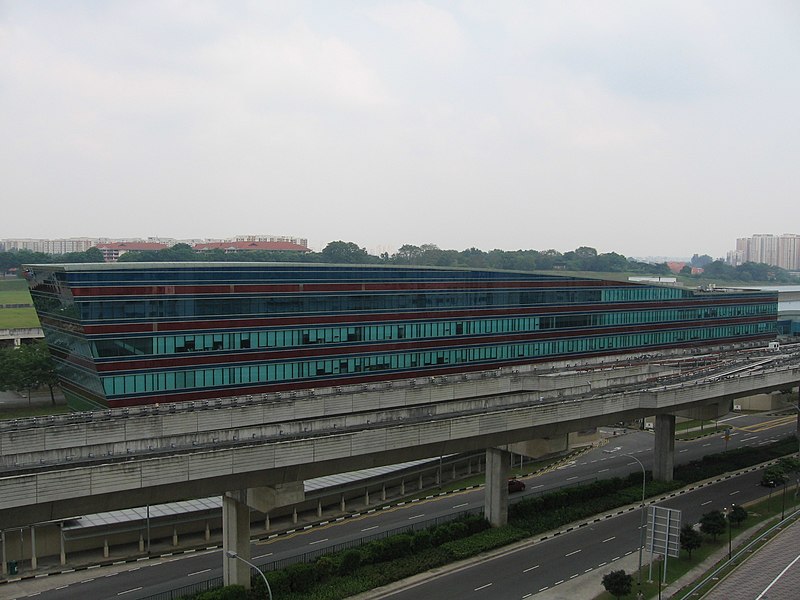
[338,550,362,575]
[195,586,247,600]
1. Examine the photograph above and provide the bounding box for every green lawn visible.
[0,308,40,328]
[0,277,33,304]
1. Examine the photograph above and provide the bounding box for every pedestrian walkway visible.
[703,518,800,600]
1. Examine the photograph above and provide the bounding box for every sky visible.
[1,1,799,259]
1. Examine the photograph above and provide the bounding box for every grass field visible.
[0,278,39,328]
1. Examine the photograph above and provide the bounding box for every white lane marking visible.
[253,552,273,559]
[80,579,95,584]
[523,565,540,573]
[565,549,581,557]
[452,503,468,509]
[117,588,143,596]
[755,552,800,599]
[730,490,740,496]
[570,574,579,579]
[531,485,544,489]
[188,569,211,577]
[741,436,757,442]
[554,579,565,585]
[679,449,689,453]
[309,538,329,545]
[539,587,549,592]
[523,594,532,599]
[56,586,69,590]
[361,526,379,532]
[598,468,609,473]
[474,583,492,591]
[701,500,713,506]
[602,537,616,543]
[585,568,593,573]
[612,556,621,561]
[408,514,425,520]
[566,476,578,481]
[703,443,712,447]
[598,562,607,566]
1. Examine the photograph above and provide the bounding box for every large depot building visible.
[24,262,778,411]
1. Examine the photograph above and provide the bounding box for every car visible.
[508,478,526,493]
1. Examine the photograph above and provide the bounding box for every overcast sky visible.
[2,1,798,259]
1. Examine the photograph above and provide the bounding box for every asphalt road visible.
[2,412,795,600]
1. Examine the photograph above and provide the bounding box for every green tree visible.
[0,341,60,404]
[601,569,633,599]
[728,504,747,528]
[321,241,372,264]
[680,523,702,558]
[700,510,726,540]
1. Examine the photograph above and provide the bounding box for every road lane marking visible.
[531,485,543,489]
[598,562,607,567]
[361,526,379,532]
[554,579,564,585]
[602,537,615,543]
[566,476,578,481]
[188,569,211,577]
[585,568,593,573]
[539,587,549,592]
[117,588,142,596]
[309,538,329,545]
[80,579,95,583]
[703,443,712,447]
[598,468,609,473]
[612,556,621,561]
[474,583,492,591]
[408,514,425,520]
[253,552,273,559]
[729,490,740,496]
[452,503,468,509]
[565,549,581,557]
[701,500,712,506]
[679,449,689,453]
[523,565,539,573]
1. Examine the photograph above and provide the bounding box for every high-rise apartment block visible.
[728,234,800,270]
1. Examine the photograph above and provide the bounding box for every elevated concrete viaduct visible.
[1,350,798,587]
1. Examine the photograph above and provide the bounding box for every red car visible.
[508,478,526,493]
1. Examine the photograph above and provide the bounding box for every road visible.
[2,412,795,600]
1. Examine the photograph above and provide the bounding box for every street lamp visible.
[604,450,646,588]
[225,550,273,600]
[723,506,732,560]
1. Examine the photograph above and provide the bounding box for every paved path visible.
[705,518,800,600]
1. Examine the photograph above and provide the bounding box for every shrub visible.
[195,586,247,600]
[338,550,362,575]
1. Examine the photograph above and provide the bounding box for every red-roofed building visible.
[666,261,687,274]
[95,242,168,262]
[192,241,311,254]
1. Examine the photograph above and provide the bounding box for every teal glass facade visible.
[24,262,779,410]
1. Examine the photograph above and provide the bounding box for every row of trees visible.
[0,341,60,404]
[602,505,749,598]
[3,242,797,282]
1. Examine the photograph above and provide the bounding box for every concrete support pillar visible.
[205,522,211,541]
[400,479,405,495]
[292,508,298,524]
[381,484,386,501]
[222,491,251,588]
[264,514,270,531]
[364,488,370,505]
[467,459,472,475]
[103,538,109,559]
[172,527,178,546]
[340,494,346,512]
[418,473,423,490]
[452,463,457,480]
[30,527,37,570]
[139,534,144,553]
[485,447,511,527]
[2,531,7,576]
[654,414,676,482]
[317,500,323,518]
[60,526,66,565]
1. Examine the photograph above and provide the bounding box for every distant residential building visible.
[665,262,687,274]
[234,234,308,248]
[192,241,311,253]
[729,234,800,270]
[1,238,97,254]
[95,242,169,262]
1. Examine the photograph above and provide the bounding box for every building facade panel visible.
[24,262,779,411]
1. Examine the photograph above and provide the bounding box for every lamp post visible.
[225,550,273,600]
[723,506,732,560]
[604,450,646,588]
